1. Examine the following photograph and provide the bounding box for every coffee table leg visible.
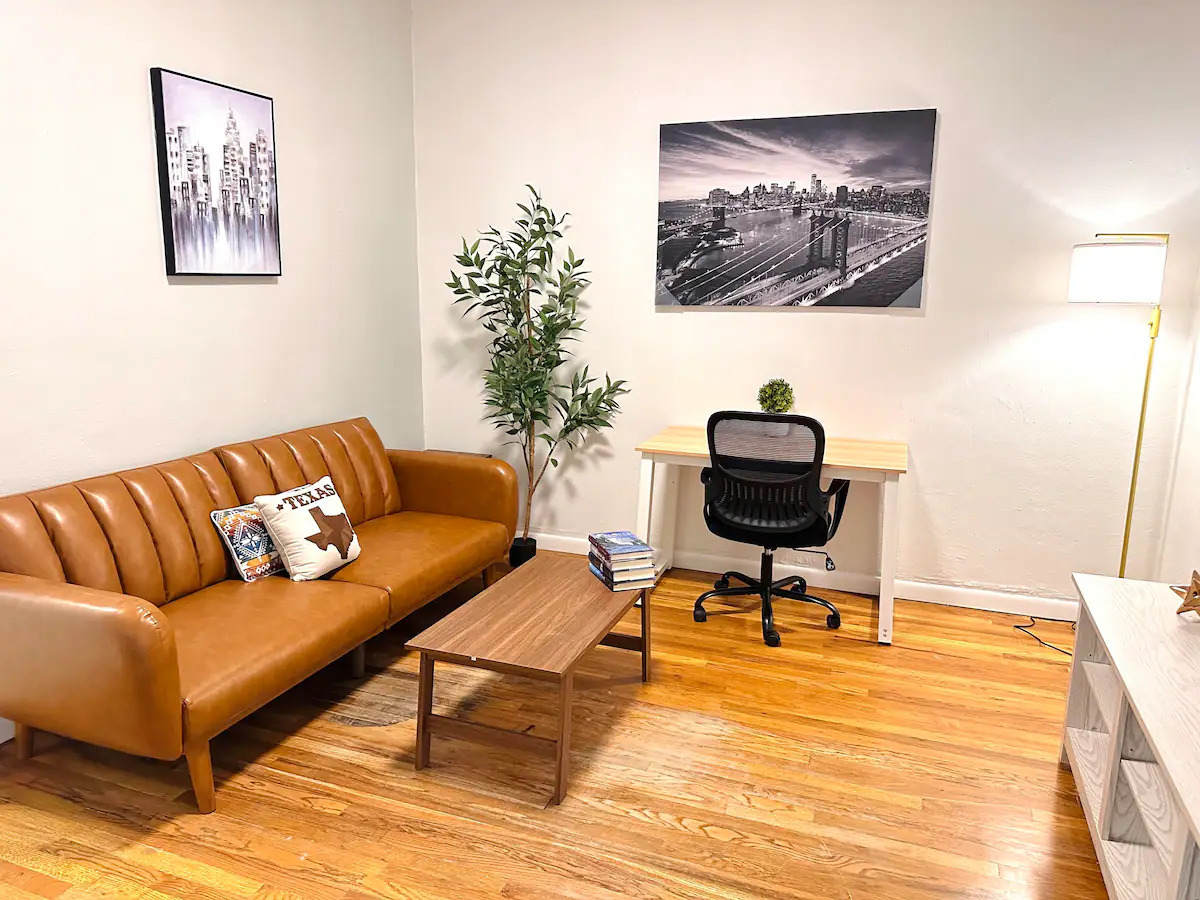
[641,589,652,683]
[416,652,433,769]
[552,671,573,805]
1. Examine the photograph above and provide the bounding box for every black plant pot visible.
[509,537,537,568]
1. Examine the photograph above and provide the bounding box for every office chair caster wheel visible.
[694,608,707,623]
[827,612,841,629]
[714,576,729,590]
[764,630,781,647]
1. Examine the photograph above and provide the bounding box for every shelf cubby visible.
[1081,660,1119,734]
[1121,760,1178,867]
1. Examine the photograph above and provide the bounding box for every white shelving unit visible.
[1063,574,1200,900]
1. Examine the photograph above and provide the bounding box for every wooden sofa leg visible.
[482,566,492,588]
[14,723,34,760]
[186,741,216,814]
[348,644,366,678]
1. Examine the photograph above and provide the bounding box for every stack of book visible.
[588,531,656,591]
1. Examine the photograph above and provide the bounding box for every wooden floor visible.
[0,559,1105,899]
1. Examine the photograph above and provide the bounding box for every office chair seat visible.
[694,411,850,646]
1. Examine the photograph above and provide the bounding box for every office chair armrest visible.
[702,467,723,507]
[825,479,851,539]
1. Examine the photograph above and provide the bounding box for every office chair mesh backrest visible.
[711,416,818,474]
[706,412,827,533]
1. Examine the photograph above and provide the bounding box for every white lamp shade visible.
[1068,240,1167,305]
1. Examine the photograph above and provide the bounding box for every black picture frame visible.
[150,67,282,276]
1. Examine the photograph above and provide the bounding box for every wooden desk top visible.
[635,425,908,474]
[406,555,643,678]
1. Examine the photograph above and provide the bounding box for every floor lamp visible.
[1068,234,1169,577]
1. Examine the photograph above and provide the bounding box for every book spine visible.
[589,547,653,565]
[587,537,618,561]
[589,555,656,587]
[588,561,617,590]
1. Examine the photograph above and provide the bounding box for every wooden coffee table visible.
[406,554,651,804]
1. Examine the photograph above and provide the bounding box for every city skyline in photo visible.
[659,109,936,202]
[159,73,275,183]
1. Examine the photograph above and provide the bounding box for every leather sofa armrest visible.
[0,573,183,760]
[388,450,519,545]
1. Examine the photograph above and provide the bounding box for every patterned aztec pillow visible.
[210,504,285,582]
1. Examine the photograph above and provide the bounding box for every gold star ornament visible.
[1172,571,1200,616]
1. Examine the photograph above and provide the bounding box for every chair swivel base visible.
[693,560,840,647]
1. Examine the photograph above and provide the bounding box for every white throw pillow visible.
[254,476,361,581]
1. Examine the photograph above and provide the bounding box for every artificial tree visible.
[447,186,628,563]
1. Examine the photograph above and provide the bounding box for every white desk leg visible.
[635,455,659,579]
[650,464,680,573]
[878,472,900,645]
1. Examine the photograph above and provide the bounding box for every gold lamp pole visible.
[1068,233,1169,579]
[1118,302,1161,577]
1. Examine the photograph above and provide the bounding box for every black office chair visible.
[694,411,850,647]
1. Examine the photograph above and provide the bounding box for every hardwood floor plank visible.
[0,558,1104,899]
[0,857,72,898]
[0,885,53,900]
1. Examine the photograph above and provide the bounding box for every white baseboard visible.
[672,549,881,595]
[896,579,1078,621]
[532,532,593,555]
[530,532,1078,622]
[0,719,13,745]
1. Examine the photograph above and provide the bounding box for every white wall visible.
[0,0,422,744]
[412,0,1200,603]
[1161,292,1200,581]
[0,0,423,493]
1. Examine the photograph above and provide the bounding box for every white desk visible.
[634,425,908,644]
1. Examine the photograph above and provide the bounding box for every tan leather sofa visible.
[0,418,516,812]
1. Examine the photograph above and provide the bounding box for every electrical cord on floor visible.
[1013,616,1074,656]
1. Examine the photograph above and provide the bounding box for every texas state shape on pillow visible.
[254,476,361,581]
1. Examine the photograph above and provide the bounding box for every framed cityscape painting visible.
[656,108,936,308]
[150,68,281,276]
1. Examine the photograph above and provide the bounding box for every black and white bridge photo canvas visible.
[151,68,281,276]
[656,108,936,308]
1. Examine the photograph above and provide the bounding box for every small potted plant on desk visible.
[758,377,794,435]
[447,186,629,567]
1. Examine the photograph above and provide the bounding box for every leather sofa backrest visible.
[213,417,400,526]
[0,452,240,606]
